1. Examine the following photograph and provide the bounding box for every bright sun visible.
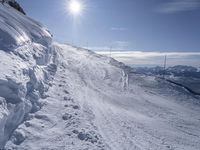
[69,0,82,15]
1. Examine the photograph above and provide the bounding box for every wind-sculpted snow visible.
[0,3,56,149]
[0,4,51,51]
[0,43,57,148]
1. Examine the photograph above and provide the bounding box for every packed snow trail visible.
[52,44,200,150]
[1,3,200,150]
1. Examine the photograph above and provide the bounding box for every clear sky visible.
[18,0,200,52]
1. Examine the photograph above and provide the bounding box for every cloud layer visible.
[96,51,200,67]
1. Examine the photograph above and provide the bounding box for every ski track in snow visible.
[0,3,200,150]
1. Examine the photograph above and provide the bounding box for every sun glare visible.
[69,0,82,16]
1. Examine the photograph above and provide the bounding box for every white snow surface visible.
[0,4,200,150]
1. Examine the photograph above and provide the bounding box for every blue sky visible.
[18,0,200,52]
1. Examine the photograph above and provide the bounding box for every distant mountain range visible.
[134,65,200,78]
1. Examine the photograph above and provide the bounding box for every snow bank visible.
[0,3,57,148]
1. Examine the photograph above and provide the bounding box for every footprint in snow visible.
[62,113,72,120]
[24,121,31,127]
[34,114,51,122]
[64,104,69,107]
[63,90,69,94]
[73,130,99,144]
[72,105,79,110]
[11,130,26,145]
[58,84,64,87]
[64,96,73,102]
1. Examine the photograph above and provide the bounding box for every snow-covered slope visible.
[1,3,200,150]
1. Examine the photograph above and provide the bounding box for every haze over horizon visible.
[18,0,200,52]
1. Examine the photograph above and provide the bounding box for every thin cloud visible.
[86,41,130,51]
[111,27,127,31]
[157,0,200,14]
[112,41,129,49]
[84,46,111,51]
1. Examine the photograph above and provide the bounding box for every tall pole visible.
[110,46,112,58]
[163,55,167,79]
[86,41,88,49]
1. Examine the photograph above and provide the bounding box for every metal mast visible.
[163,55,167,79]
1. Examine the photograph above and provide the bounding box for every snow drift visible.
[0,4,56,148]
[1,2,200,150]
